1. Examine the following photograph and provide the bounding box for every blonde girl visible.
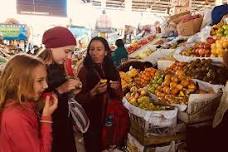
[0,54,58,152]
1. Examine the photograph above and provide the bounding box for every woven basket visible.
[117,60,155,72]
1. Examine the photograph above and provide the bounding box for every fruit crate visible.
[127,133,186,152]
[129,113,185,146]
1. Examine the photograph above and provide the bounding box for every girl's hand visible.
[57,79,82,94]
[42,94,58,117]
[109,80,120,90]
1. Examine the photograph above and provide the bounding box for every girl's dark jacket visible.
[46,64,77,152]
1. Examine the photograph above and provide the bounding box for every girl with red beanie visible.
[38,26,82,152]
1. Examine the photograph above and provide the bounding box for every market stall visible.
[117,10,228,151]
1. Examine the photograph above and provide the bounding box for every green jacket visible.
[112,47,128,67]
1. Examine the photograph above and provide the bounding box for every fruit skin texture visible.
[41,92,55,102]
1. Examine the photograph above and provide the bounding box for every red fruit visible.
[64,58,74,77]
[198,43,204,49]
[194,48,200,54]
[198,49,205,56]
[206,37,216,44]
[41,92,54,101]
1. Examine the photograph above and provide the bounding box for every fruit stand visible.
[119,16,228,151]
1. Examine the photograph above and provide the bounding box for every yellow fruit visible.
[170,82,177,88]
[179,91,185,97]
[181,80,189,87]
[100,79,107,83]
[140,90,146,96]
[176,84,183,91]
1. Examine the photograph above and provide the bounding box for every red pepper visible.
[64,58,74,77]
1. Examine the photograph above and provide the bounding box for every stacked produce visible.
[165,61,186,74]
[147,71,165,94]
[211,24,228,37]
[135,48,154,59]
[127,35,156,54]
[165,60,227,84]
[180,41,212,57]
[180,24,228,58]
[125,86,167,111]
[154,70,197,104]
[211,37,228,57]
[134,67,157,88]
[183,59,227,84]
[119,67,139,90]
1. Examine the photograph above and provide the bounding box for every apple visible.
[198,49,205,56]
[207,37,216,44]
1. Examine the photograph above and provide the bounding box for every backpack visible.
[101,98,130,150]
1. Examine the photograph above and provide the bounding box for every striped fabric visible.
[68,98,90,133]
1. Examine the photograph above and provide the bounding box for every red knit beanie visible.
[42,26,76,49]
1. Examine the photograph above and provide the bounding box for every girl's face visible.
[32,65,48,101]
[51,45,75,64]
[89,40,106,64]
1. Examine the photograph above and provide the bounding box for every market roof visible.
[90,0,218,14]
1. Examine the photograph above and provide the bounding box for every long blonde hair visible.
[37,48,53,64]
[0,54,45,110]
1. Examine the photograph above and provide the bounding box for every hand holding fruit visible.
[42,93,58,117]
[90,79,108,96]
[57,79,82,94]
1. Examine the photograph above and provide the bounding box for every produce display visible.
[135,48,154,59]
[125,86,170,111]
[180,37,228,57]
[166,60,227,84]
[211,24,228,37]
[154,71,197,104]
[120,21,225,118]
[120,67,139,90]
[183,59,227,84]
[127,35,155,54]
[134,67,157,88]
[125,87,157,110]
[180,41,212,57]
[211,37,228,57]
[147,71,165,94]
[179,24,228,58]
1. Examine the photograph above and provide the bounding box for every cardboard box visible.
[177,16,203,36]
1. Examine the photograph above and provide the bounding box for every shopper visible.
[75,37,123,152]
[112,39,128,67]
[0,54,58,152]
[38,26,82,152]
